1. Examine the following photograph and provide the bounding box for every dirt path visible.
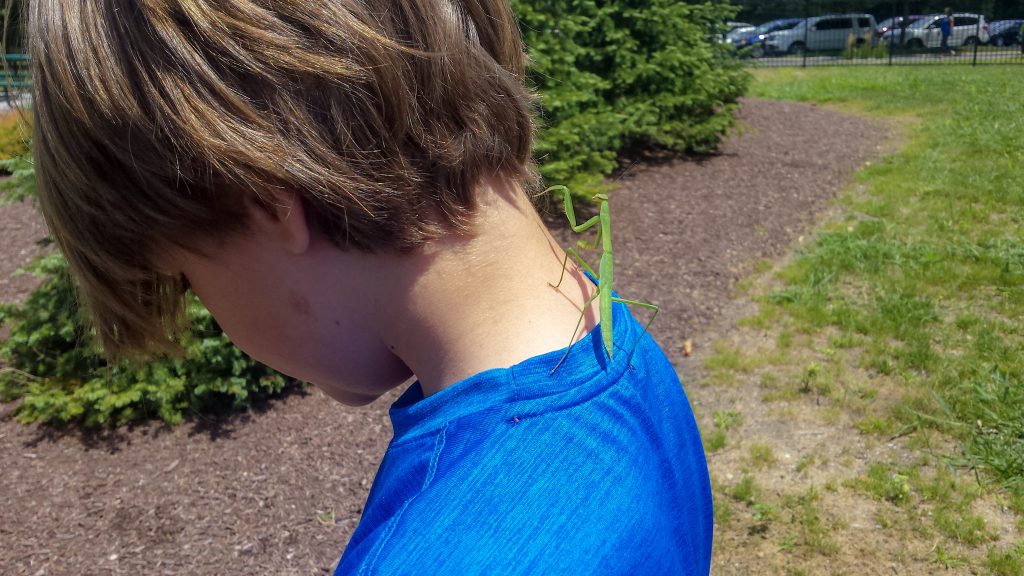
[0,199,47,306]
[1,98,887,575]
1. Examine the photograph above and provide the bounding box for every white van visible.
[765,14,878,54]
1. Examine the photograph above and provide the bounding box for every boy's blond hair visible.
[28,0,537,358]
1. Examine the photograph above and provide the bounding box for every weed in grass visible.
[905,428,936,452]
[821,406,842,424]
[954,313,983,332]
[795,454,817,474]
[752,502,778,523]
[763,388,790,405]
[855,416,896,436]
[874,508,897,530]
[734,277,757,297]
[829,330,862,349]
[933,507,997,546]
[760,372,803,403]
[706,429,727,453]
[778,532,797,553]
[1009,494,1024,532]
[798,363,821,395]
[783,486,839,556]
[748,443,777,470]
[854,462,911,506]
[714,496,734,527]
[867,353,895,377]
[732,475,759,505]
[706,343,758,372]
[934,542,969,569]
[918,464,957,504]
[707,410,743,453]
[904,505,932,538]
[713,409,744,431]
[704,343,762,386]
[853,385,877,402]
[777,329,793,351]
[738,305,781,330]
[986,543,1024,576]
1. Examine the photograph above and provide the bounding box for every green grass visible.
[750,66,1024,497]
[748,442,777,470]
[731,474,760,505]
[987,543,1024,576]
[781,486,840,556]
[853,461,912,505]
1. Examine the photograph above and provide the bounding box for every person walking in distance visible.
[940,8,956,56]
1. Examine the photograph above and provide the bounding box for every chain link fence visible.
[725,1,1024,66]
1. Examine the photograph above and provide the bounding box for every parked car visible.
[724,23,756,44]
[988,19,1024,46]
[732,18,802,55]
[725,21,756,35]
[875,15,923,39]
[886,13,990,49]
[764,14,878,55]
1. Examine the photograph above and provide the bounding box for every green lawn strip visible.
[744,66,1024,500]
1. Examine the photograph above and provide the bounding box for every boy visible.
[28,0,712,573]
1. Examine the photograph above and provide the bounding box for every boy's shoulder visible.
[338,411,704,576]
[335,304,713,575]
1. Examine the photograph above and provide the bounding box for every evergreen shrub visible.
[0,253,290,427]
[514,0,749,191]
[0,156,291,427]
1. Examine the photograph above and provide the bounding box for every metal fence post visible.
[888,1,896,66]
[802,14,809,68]
[972,12,980,66]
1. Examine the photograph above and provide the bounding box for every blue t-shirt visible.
[335,300,713,575]
[940,16,952,36]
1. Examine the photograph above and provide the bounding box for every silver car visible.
[765,14,878,55]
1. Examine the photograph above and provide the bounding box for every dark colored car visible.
[876,15,923,39]
[988,20,1024,46]
[733,18,803,55]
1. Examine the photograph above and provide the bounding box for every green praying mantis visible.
[546,185,659,374]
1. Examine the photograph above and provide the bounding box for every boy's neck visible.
[377,177,602,397]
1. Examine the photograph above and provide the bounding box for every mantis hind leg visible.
[549,288,602,375]
[610,297,659,364]
[547,294,658,375]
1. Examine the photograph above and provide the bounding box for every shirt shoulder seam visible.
[358,422,449,576]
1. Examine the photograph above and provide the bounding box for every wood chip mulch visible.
[0,98,883,575]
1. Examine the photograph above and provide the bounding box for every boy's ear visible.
[246,192,311,255]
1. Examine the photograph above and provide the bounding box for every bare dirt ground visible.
[0,199,47,305]
[2,98,893,575]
